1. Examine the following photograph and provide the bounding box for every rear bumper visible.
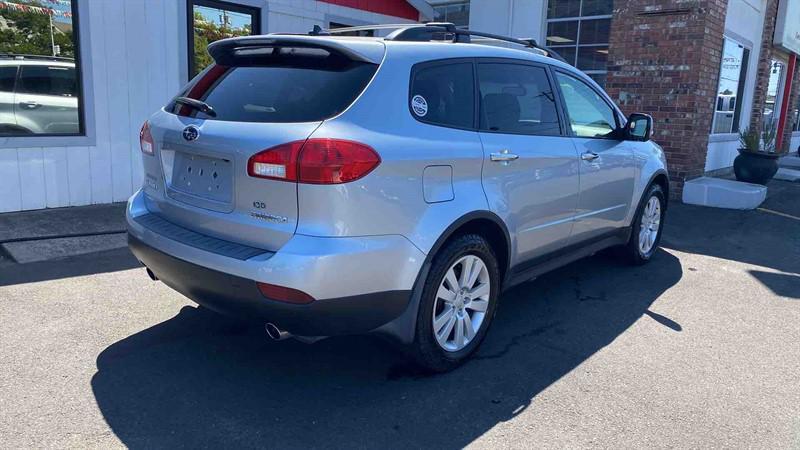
[129,234,410,336]
[126,190,423,336]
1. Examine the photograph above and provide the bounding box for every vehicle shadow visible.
[92,250,682,449]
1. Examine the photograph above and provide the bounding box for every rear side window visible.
[410,62,474,129]
[171,48,378,123]
[0,66,17,93]
[477,63,561,136]
[17,65,77,97]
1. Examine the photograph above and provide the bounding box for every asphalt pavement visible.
[0,182,798,449]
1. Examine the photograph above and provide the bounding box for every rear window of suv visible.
[169,48,378,123]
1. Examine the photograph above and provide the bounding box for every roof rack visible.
[0,53,74,62]
[318,22,568,64]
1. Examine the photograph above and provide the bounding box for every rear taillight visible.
[139,121,154,155]
[247,139,380,184]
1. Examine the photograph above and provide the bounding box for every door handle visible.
[581,151,599,161]
[490,149,519,163]
[19,101,40,109]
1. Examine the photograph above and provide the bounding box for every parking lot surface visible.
[1,182,798,449]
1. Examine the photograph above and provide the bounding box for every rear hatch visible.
[146,36,383,251]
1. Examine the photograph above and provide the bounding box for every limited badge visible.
[411,95,428,117]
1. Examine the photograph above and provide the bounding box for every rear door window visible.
[0,66,17,93]
[17,65,77,97]
[410,62,475,129]
[477,63,561,136]
[171,48,377,123]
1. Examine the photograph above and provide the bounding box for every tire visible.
[622,183,666,265]
[409,234,501,373]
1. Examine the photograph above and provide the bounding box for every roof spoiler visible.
[207,35,383,65]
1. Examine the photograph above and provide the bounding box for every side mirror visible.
[626,113,653,141]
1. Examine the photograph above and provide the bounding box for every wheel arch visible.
[425,210,511,283]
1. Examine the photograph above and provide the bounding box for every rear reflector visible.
[140,121,154,155]
[256,282,315,305]
[247,139,380,184]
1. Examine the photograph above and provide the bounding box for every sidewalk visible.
[0,203,127,265]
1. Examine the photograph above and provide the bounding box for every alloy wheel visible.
[638,196,662,255]
[432,254,491,352]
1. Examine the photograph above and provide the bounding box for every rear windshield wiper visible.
[174,96,217,117]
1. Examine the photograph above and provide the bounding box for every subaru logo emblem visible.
[182,125,200,141]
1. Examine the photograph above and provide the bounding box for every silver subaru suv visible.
[127,23,668,372]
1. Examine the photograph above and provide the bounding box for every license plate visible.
[169,152,233,204]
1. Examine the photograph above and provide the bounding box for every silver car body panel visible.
[127,35,668,337]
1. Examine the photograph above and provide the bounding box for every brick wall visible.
[605,0,728,199]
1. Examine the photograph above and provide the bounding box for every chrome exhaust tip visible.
[265,323,291,341]
[146,267,158,281]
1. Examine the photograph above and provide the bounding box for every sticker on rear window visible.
[411,95,428,117]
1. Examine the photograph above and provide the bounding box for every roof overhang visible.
[405,0,436,21]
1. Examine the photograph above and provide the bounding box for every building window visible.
[0,0,83,137]
[793,98,799,132]
[546,0,611,87]
[329,22,374,37]
[711,38,749,134]
[188,0,261,79]
[431,1,470,28]
[763,59,787,132]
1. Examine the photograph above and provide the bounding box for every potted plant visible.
[733,126,784,185]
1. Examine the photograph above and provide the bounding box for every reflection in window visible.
[794,99,799,132]
[189,0,260,78]
[477,63,561,136]
[0,0,81,136]
[556,71,617,138]
[711,38,749,134]
[763,59,785,131]
[547,0,612,87]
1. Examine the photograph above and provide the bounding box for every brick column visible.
[748,0,780,134]
[605,0,728,200]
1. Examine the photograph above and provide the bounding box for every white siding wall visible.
[469,0,546,42]
[0,0,416,213]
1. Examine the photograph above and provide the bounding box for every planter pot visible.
[733,150,780,185]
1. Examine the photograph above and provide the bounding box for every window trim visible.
[474,58,566,137]
[552,68,624,141]
[408,58,479,132]
[0,0,87,141]
[186,0,262,80]
[710,36,750,135]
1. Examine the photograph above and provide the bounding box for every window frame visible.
[710,36,750,135]
[552,68,624,140]
[474,58,566,137]
[186,0,262,80]
[0,0,87,140]
[408,58,479,132]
